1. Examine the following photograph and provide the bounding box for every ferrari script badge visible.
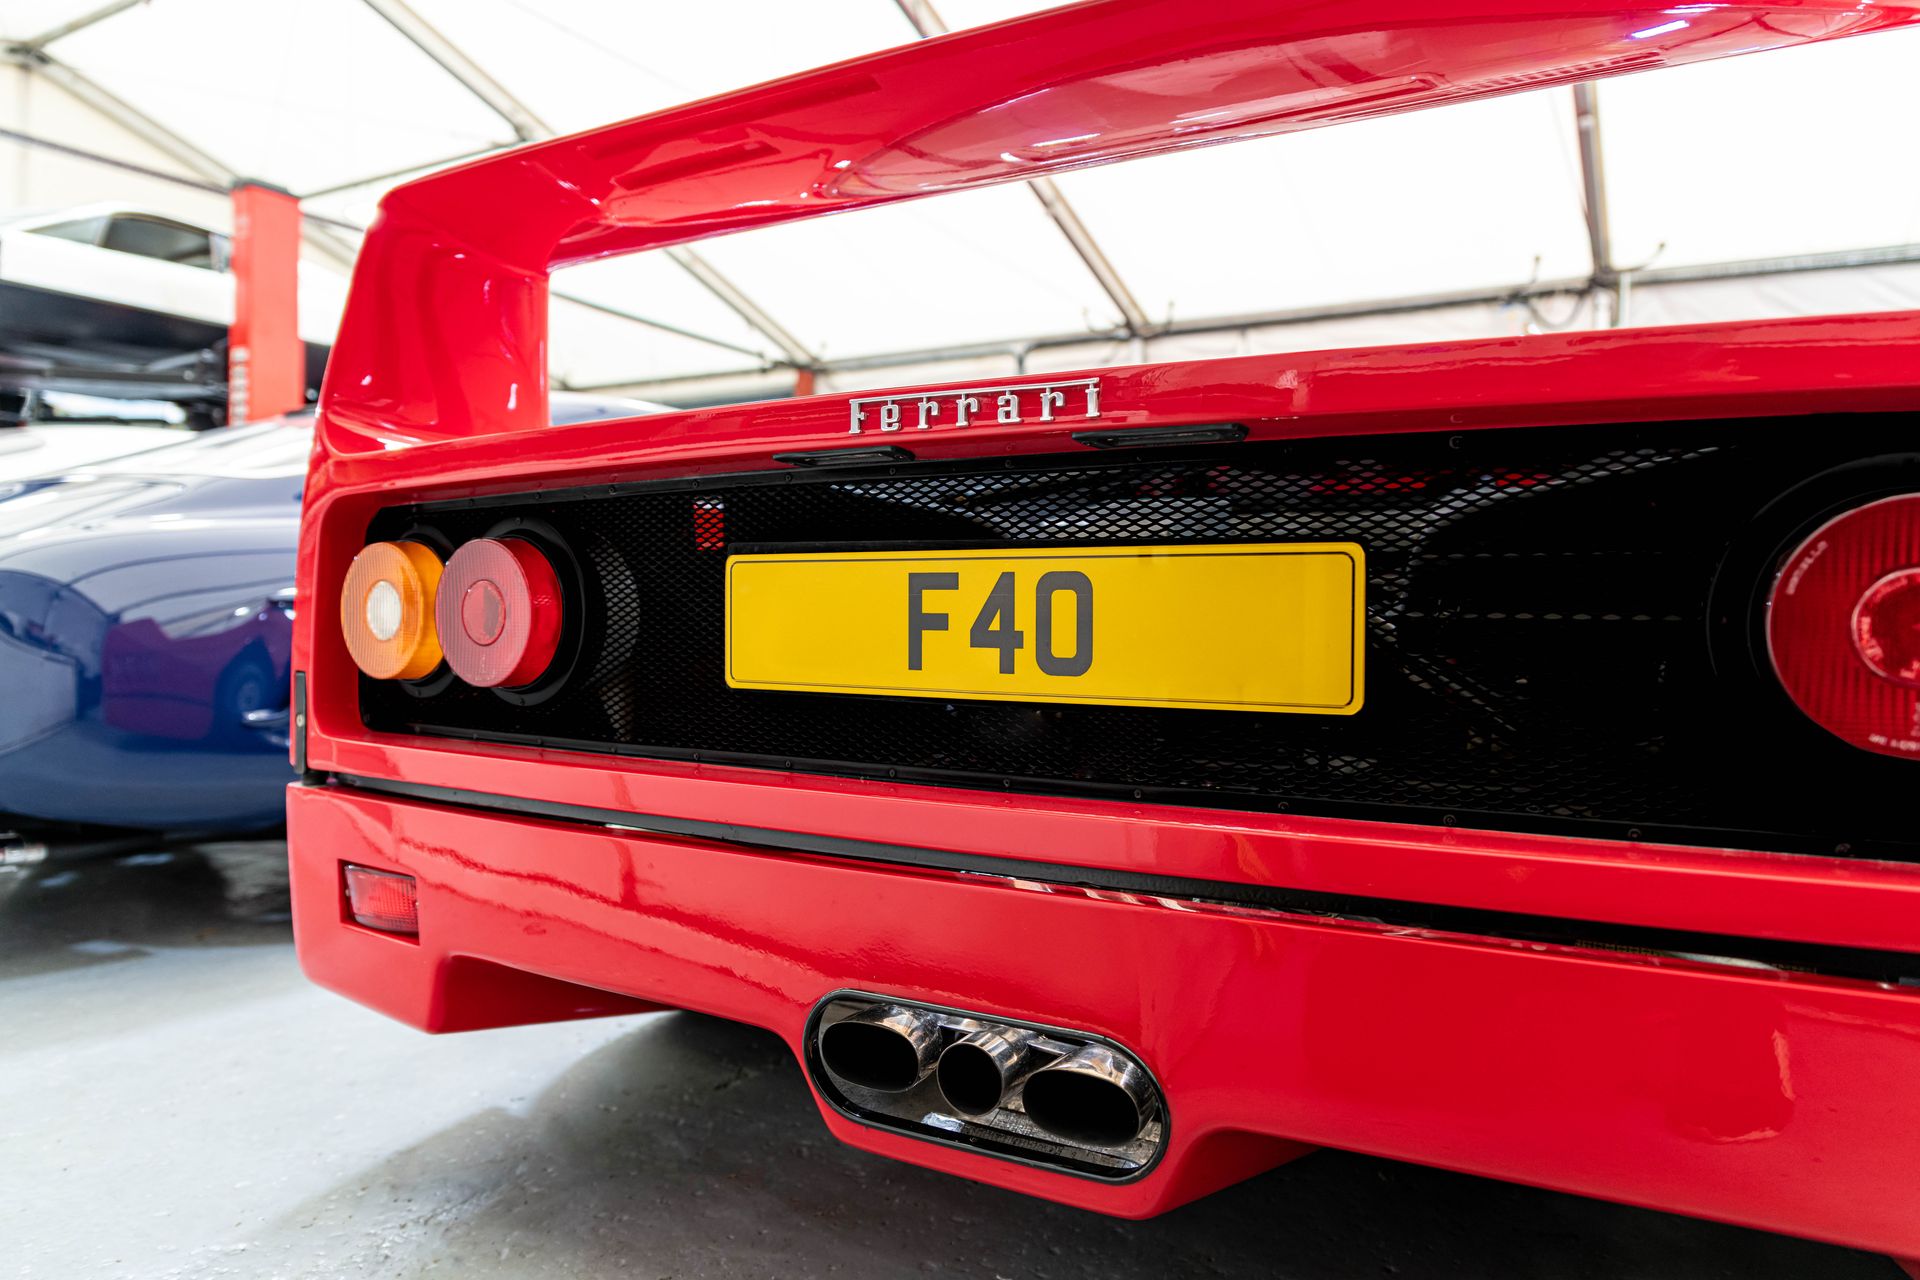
[848,377,1102,434]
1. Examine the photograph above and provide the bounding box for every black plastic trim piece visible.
[329,774,1920,985]
[347,712,1908,863]
[361,420,1916,864]
[292,671,308,774]
[1072,423,1248,449]
[774,445,916,467]
[389,442,1246,517]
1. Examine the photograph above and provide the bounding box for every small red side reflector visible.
[343,864,419,935]
[693,498,726,551]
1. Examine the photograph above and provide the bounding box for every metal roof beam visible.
[6,47,368,273]
[565,232,1920,400]
[814,283,1577,374]
[551,287,777,363]
[295,144,511,200]
[13,0,146,52]
[891,0,1153,338]
[1634,240,1920,284]
[660,247,816,368]
[358,0,549,143]
[0,120,225,195]
[6,45,230,185]
[0,113,773,360]
[357,0,815,366]
[1571,82,1622,323]
[802,238,1920,376]
[1024,167,1155,340]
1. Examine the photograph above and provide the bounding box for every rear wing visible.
[318,0,1920,453]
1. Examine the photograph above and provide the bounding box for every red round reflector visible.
[435,536,564,688]
[1767,493,1920,759]
[1854,568,1920,688]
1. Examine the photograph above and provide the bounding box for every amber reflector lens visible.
[435,536,564,688]
[341,540,444,680]
[1768,493,1920,759]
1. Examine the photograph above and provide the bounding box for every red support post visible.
[228,181,304,425]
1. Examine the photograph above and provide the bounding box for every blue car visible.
[0,393,662,837]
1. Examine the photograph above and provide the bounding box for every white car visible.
[0,418,187,483]
[0,204,343,419]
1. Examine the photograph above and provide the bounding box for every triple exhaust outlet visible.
[810,994,1164,1177]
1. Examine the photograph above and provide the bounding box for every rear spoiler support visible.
[317,0,1920,452]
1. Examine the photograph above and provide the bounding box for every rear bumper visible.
[289,779,1920,1251]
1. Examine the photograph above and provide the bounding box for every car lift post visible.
[228,180,304,425]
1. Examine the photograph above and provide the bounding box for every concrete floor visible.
[0,843,1903,1280]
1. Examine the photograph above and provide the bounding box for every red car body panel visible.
[293,0,1920,1256]
[290,782,1920,1245]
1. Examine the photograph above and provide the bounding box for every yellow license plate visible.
[725,543,1363,714]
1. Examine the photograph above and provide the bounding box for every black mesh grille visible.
[362,416,1919,857]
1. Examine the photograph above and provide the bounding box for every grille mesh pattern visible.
[362,418,1916,855]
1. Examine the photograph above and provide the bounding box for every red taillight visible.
[343,864,418,935]
[1767,493,1920,759]
[435,536,564,688]
[1853,568,1920,687]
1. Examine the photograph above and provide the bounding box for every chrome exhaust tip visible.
[1021,1043,1159,1147]
[806,992,1166,1179]
[936,1027,1042,1117]
[817,1002,943,1092]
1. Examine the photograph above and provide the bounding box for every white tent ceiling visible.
[4,0,1919,405]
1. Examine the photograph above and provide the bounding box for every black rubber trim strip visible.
[773,445,915,467]
[329,774,1920,984]
[1072,422,1247,449]
[384,442,1277,515]
[292,671,308,774]
[354,714,1908,862]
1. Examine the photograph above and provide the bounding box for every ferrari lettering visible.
[849,377,1103,434]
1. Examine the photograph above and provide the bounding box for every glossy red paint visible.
[295,0,1920,1255]
[314,0,1920,453]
